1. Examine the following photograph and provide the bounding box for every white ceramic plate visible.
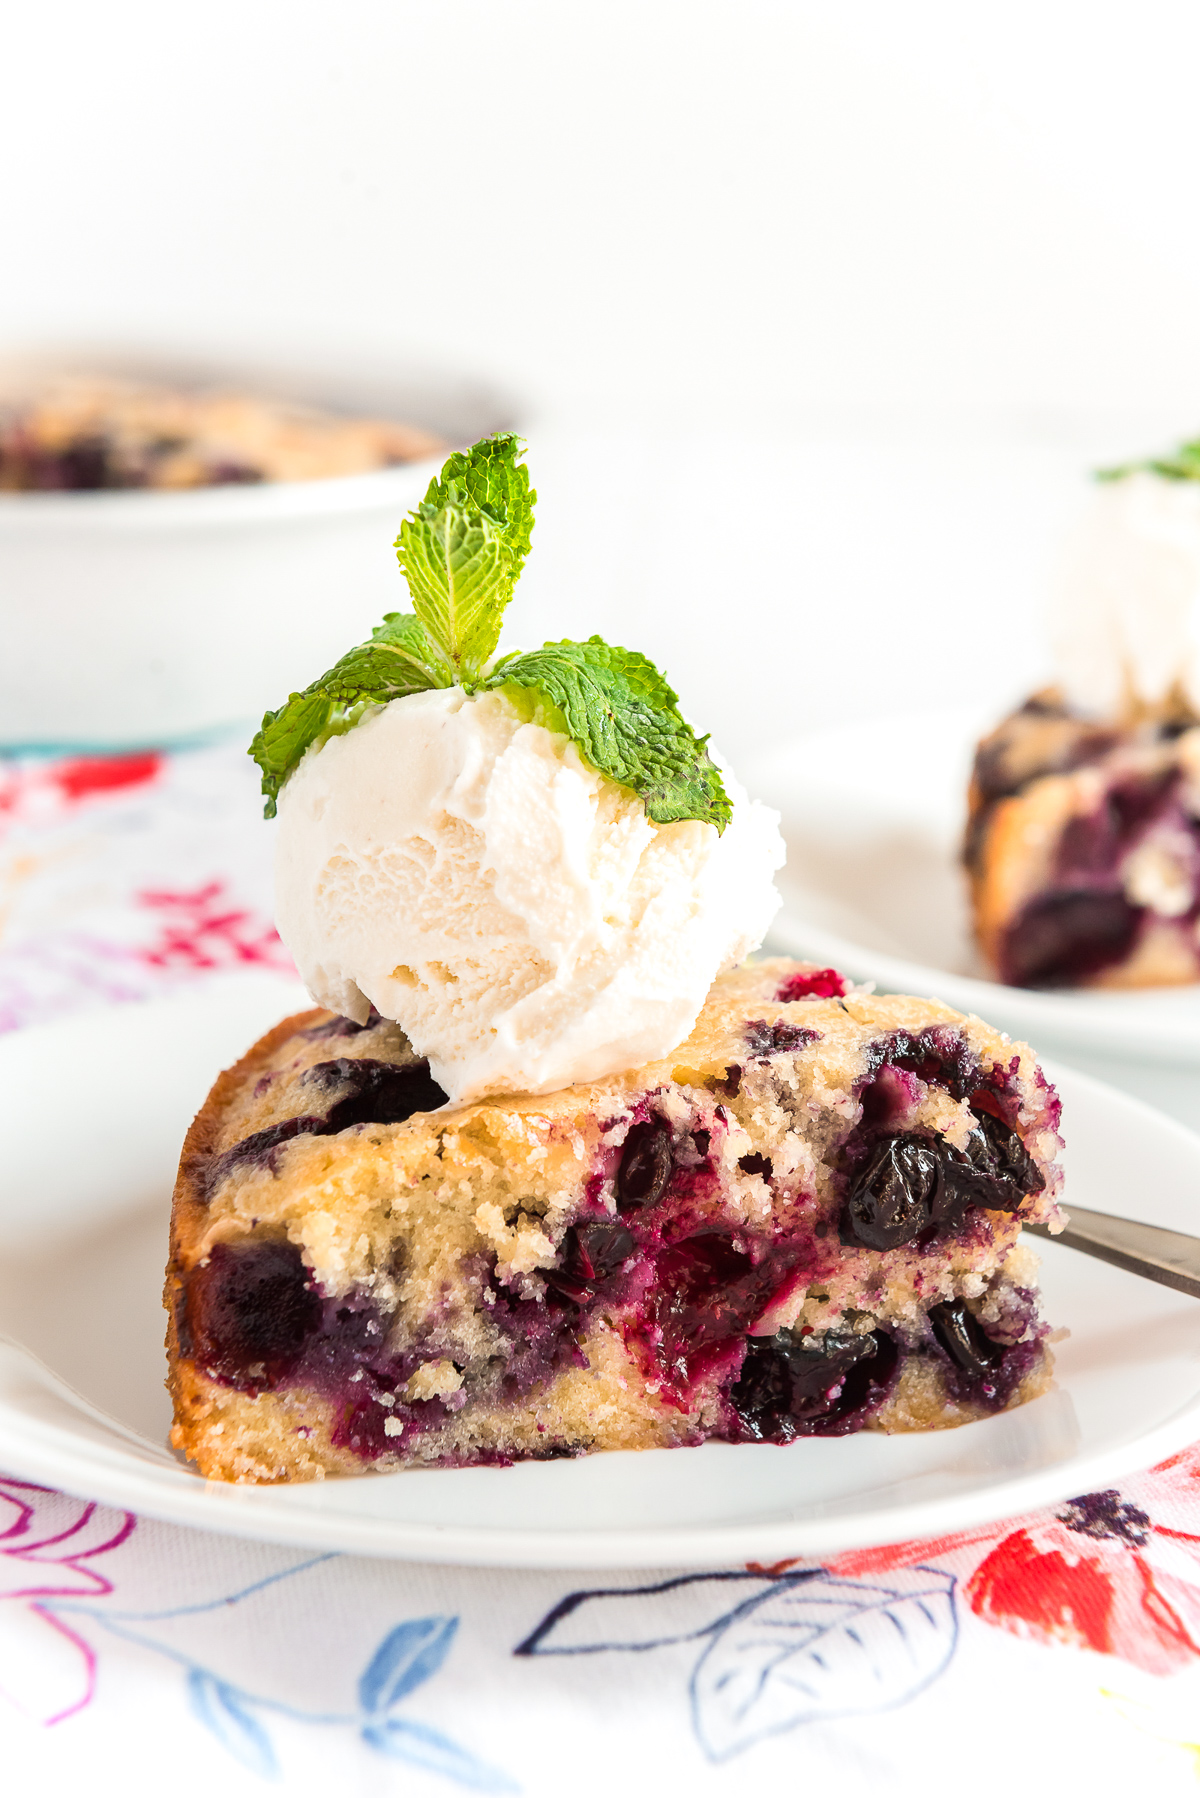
[747,708,1200,1068]
[2,975,1200,1570]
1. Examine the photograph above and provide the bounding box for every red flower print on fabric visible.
[0,1477,135,1725]
[827,1447,1200,1676]
[135,880,294,975]
[53,754,162,804]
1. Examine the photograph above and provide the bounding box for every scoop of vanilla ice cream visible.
[274,687,784,1102]
[1053,471,1200,719]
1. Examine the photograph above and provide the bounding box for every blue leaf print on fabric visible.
[359,1615,458,1714]
[516,1570,784,1656]
[690,1567,958,1761]
[517,1563,959,1764]
[187,1668,278,1778]
[362,1717,519,1791]
[50,1559,512,1790]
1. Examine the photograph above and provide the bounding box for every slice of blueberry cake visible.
[165,959,1064,1483]
[966,692,1200,988]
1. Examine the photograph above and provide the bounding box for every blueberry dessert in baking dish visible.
[165,433,1064,1481]
[166,960,1063,1481]
[0,371,443,490]
[967,439,1200,989]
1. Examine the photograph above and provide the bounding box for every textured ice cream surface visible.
[1054,471,1200,720]
[274,687,784,1102]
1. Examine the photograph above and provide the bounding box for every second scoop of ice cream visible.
[274,686,785,1103]
[1053,471,1200,720]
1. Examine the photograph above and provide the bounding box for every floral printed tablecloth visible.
[4,741,1200,1797]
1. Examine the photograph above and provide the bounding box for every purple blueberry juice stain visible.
[858,1064,923,1132]
[775,967,847,1001]
[627,1231,817,1402]
[744,1019,819,1059]
[483,1275,592,1398]
[860,1025,998,1107]
[1054,771,1177,881]
[1057,1490,1151,1547]
[1033,1065,1063,1137]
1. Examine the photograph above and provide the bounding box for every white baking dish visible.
[0,352,521,745]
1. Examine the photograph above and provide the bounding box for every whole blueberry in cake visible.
[166,434,1065,1481]
[967,443,1200,988]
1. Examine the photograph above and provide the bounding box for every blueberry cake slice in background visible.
[966,693,1200,988]
[165,959,1064,1483]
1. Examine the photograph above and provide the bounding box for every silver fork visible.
[1025,1205,1200,1300]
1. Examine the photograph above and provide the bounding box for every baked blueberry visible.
[616,1120,673,1210]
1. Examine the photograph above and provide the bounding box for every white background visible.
[5,1,1200,755]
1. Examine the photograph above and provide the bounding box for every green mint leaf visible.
[424,432,536,576]
[396,433,535,683]
[488,636,733,833]
[396,504,510,684]
[250,612,443,817]
[1097,436,1200,482]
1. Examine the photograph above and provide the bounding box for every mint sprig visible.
[489,639,731,831]
[1097,435,1200,482]
[398,433,535,682]
[427,433,536,574]
[249,434,731,833]
[251,436,533,816]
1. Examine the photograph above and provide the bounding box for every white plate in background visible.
[748,708,1200,1068]
[1,977,1199,1568]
